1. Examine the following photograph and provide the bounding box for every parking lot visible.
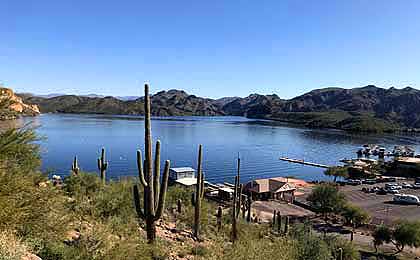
[340,181,420,225]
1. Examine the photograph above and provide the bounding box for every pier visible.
[279,157,330,168]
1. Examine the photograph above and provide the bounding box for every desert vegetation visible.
[0,84,403,259]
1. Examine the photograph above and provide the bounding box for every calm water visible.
[9,114,420,183]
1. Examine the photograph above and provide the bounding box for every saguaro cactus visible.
[246,195,252,222]
[71,156,80,175]
[277,211,282,233]
[231,157,241,242]
[284,216,289,234]
[272,210,277,228]
[132,83,171,243]
[216,206,223,231]
[193,145,205,240]
[97,148,108,184]
[177,199,182,214]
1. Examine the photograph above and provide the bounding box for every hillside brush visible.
[132,83,171,243]
[97,147,108,184]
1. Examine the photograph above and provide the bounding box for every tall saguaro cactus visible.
[193,145,205,240]
[71,156,80,175]
[132,83,171,243]
[97,148,108,184]
[231,156,241,242]
[246,195,252,222]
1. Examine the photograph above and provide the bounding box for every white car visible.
[385,188,399,194]
[401,183,413,189]
[393,194,420,205]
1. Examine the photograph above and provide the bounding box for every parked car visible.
[413,184,420,189]
[363,179,376,185]
[393,194,420,205]
[385,183,402,190]
[377,188,388,195]
[401,182,413,189]
[385,188,399,194]
[372,187,380,193]
[348,179,362,186]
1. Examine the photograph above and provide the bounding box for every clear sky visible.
[1,0,420,99]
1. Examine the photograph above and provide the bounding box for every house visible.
[169,167,195,181]
[243,177,297,202]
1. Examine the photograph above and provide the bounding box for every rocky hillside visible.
[19,85,420,132]
[22,89,223,116]
[0,88,39,120]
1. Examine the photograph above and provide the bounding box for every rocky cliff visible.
[0,88,40,119]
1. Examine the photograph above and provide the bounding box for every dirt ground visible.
[252,200,315,222]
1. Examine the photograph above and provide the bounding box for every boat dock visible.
[279,157,330,168]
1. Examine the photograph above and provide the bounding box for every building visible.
[169,167,195,181]
[243,177,297,202]
[394,157,420,170]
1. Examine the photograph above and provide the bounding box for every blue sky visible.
[1,0,420,99]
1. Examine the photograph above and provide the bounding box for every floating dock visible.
[279,157,330,168]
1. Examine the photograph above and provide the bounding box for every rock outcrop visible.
[0,87,39,119]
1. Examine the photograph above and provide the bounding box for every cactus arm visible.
[200,172,205,198]
[154,160,170,220]
[133,185,145,220]
[153,140,161,208]
[137,150,148,187]
[97,158,101,171]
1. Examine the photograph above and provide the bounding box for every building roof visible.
[174,177,197,186]
[269,177,310,188]
[170,167,195,173]
[219,187,234,193]
[395,157,420,164]
[245,178,297,194]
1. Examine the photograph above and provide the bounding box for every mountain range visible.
[18,85,420,132]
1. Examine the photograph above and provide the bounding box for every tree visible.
[392,221,420,254]
[324,167,348,182]
[341,204,370,227]
[372,221,420,254]
[372,225,392,253]
[307,183,346,220]
[341,204,370,241]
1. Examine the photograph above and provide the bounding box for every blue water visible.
[11,114,420,183]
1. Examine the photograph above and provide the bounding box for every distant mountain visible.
[21,89,223,116]
[116,96,140,101]
[19,85,420,132]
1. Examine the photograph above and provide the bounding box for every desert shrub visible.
[64,172,102,197]
[0,126,40,173]
[0,167,67,242]
[0,231,29,260]
[324,234,360,260]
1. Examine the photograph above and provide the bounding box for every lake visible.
[9,114,420,183]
